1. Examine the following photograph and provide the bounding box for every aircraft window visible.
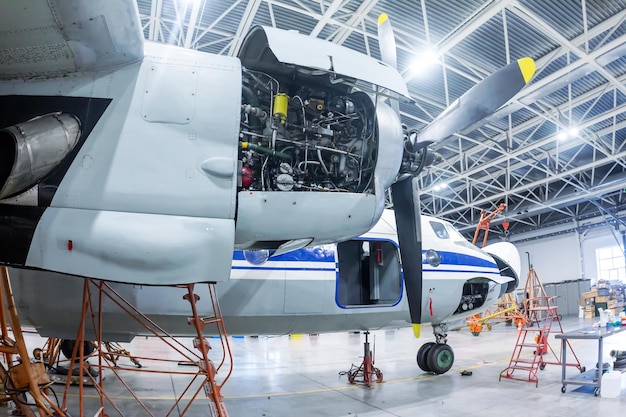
[429,221,449,239]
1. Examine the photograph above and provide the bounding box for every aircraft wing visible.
[0,0,144,80]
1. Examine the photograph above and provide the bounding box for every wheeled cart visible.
[555,325,626,396]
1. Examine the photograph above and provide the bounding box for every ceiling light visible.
[557,126,579,141]
[410,47,438,76]
[432,183,447,192]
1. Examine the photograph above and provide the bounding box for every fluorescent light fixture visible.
[567,127,579,137]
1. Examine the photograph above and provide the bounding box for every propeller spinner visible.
[377,13,535,338]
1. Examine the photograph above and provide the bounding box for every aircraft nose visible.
[483,242,521,293]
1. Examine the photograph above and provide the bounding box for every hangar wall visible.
[580,226,624,282]
[513,234,582,284]
[512,224,624,286]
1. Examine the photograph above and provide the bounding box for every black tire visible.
[594,387,600,397]
[417,342,436,372]
[427,344,455,375]
[60,339,95,359]
[561,385,566,393]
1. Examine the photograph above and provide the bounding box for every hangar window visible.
[596,246,625,282]
[336,239,402,307]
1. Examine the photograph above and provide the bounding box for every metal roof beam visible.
[403,0,514,82]
[310,0,345,37]
[228,0,262,56]
[330,0,378,45]
[511,3,626,96]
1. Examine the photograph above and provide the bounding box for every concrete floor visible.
[9,316,626,416]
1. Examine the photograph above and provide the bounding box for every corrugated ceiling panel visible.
[448,13,507,74]
[424,0,489,44]
[517,0,584,40]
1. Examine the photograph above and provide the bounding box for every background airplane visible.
[0,0,534,362]
[10,209,520,375]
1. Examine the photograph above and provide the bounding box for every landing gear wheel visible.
[561,385,566,393]
[426,344,455,375]
[594,387,600,397]
[417,342,436,372]
[60,339,95,359]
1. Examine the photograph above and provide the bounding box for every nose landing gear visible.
[416,323,455,374]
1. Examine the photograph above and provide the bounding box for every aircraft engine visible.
[0,113,80,199]
[239,79,379,193]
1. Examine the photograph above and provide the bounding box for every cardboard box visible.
[596,296,609,303]
[8,362,50,390]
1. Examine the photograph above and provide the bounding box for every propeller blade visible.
[377,13,397,70]
[377,13,400,115]
[390,177,423,338]
[415,57,536,145]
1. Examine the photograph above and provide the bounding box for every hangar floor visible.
[13,316,626,416]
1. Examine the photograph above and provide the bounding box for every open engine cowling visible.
[233,26,407,249]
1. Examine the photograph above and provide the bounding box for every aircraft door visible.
[336,239,402,307]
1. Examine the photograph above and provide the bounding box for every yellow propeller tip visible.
[378,13,389,26]
[517,57,536,84]
[412,323,421,338]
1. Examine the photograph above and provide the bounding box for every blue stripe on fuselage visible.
[233,247,336,263]
[233,248,497,270]
[425,251,497,269]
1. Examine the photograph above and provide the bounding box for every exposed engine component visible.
[0,113,81,200]
[238,69,377,193]
[396,128,442,181]
[454,279,489,314]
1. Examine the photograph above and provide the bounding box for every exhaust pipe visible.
[0,113,80,199]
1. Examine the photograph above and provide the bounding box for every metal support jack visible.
[0,267,68,416]
[346,332,383,387]
[55,279,232,417]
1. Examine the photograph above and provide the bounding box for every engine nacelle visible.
[233,26,407,249]
[0,113,80,199]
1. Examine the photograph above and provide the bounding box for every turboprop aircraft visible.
[10,209,520,375]
[0,0,535,365]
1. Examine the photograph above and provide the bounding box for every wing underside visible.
[0,0,144,80]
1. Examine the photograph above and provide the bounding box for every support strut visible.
[346,332,383,387]
[0,267,68,416]
[55,279,232,417]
